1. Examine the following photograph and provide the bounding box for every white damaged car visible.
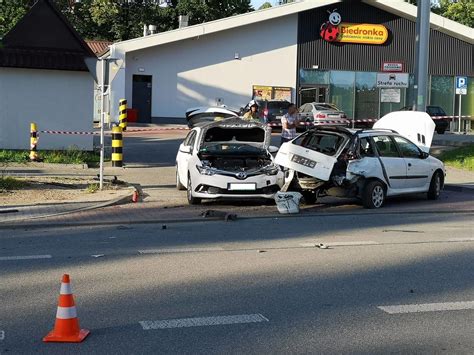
[275,111,445,208]
[176,118,284,204]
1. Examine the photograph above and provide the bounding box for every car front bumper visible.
[192,173,284,200]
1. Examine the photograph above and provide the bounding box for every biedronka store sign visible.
[320,10,389,45]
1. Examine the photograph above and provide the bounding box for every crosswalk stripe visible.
[140,314,269,330]
[378,301,474,314]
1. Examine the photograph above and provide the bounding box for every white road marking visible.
[378,301,474,314]
[300,241,379,247]
[0,255,52,261]
[448,237,474,242]
[138,247,224,254]
[140,314,269,330]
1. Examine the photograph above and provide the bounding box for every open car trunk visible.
[275,130,350,182]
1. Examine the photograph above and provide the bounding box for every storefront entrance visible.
[299,86,329,105]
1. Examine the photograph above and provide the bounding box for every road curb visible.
[444,184,474,194]
[1,208,473,230]
[0,187,135,225]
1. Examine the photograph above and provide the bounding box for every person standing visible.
[281,103,299,145]
[242,100,260,121]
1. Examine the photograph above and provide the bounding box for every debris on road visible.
[201,210,237,222]
[91,254,105,258]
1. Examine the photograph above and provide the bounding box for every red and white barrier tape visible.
[40,130,99,135]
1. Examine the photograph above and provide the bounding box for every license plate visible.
[291,154,317,168]
[228,183,256,191]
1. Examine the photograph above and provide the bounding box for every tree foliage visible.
[0,0,253,41]
[405,0,473,28]
[258,2,272,10]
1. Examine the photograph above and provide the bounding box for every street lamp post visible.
[414,1,431,112]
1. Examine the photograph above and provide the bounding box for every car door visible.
[372,135,407,190]
[393,135,431,189]
[177,130,197,183]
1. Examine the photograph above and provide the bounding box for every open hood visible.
[373,111,435,152]
[185,106,238,128]
[199,118,272,149]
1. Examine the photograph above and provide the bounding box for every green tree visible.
[405,0,473,28]
[0,0,32,39]
[259,2,272,10]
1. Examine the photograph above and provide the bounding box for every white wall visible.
[124,14,298,118]
[0,68,93,150]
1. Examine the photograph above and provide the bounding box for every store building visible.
[109,0,473,125]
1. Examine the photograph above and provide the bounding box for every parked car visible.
[275,111,445,209]
[297,102,348,126]
[176,118,284,204]
[185,106,238,128]
[400,105,449,134]
[239,100,291,123]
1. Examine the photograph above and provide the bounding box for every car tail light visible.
[341,114,347,118]
[315,113,327,119]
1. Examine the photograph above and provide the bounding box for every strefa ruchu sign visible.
[320,10,389,45]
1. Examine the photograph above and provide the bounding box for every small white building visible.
[0,0,95,150]
[109,0,473,123]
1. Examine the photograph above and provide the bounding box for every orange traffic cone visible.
[43,274,90,343]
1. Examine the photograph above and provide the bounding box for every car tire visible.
[187,173,201,205]
[176,167,185,190]
[436,128,446,134]
[427,171,442,200]
[302,190,317,205]
[362,180,385,209]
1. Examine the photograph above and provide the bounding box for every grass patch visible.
[438,144,474,171]
[86,183,100,193]
[0,148,104,165]
[0,176,28,190]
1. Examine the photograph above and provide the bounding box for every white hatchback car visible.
[275,111,445,208]
[176,118,284,204]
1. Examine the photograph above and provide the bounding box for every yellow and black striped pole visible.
[111,125,123,167]
[30,122,39,161]
[119,99,128,131]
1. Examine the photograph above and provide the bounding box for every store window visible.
[355,72,378,119]
[430,76,454,116]
[330,71,355,119]
[299,69,329,85]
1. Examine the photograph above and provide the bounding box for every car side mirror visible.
[269,146,279,154]
[180,145,192,154]
[420,151,429,159]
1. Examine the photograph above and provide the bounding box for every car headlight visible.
[196,165,216,176]
[264,165,279,176]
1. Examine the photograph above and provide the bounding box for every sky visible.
[251,0,272,10]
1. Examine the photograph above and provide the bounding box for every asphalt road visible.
[1,212,473,354]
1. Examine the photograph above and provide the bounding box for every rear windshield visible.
[292,132,346,156]
[267,101,290,110]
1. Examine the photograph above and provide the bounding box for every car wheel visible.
[436,128,446,134]
[176,167,185,190]
[187,173,201,205]
[302,190,317,205]
[362,180,385,209]
[427,171,442,200]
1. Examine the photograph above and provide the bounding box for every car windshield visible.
[292,132,347,156]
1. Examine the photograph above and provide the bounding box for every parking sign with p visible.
[455,76,467,95]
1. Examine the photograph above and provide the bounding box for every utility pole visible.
[414,0,431,112]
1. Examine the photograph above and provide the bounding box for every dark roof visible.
[0,0,95,71]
